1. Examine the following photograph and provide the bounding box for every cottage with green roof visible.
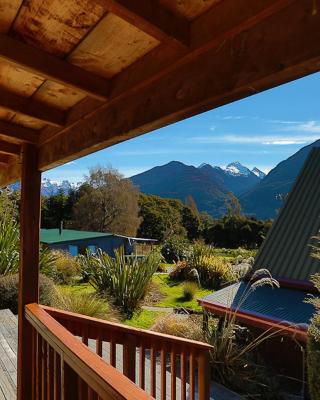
[40,228,156,257]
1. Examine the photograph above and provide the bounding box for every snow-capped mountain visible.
[223,161,253,177]
[10,178,82,196]
[252,167,266,179]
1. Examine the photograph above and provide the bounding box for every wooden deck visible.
[0,308,241,400]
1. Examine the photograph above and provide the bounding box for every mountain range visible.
[10,139,319,220]
[131,139,320,219]
[131,161,265,217]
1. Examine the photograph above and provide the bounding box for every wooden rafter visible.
[38,0,320,171]
[0,88,65,127]
[0,120,38,144]
[0,138,21,156]
[0,35,110,101]
[99,0,190,47]
[0,154,11,164]
[40,0,293,144]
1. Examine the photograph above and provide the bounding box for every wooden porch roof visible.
[0,0,319,186]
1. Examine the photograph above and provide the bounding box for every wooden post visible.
[197,351,211,400]
[17,144,41,400]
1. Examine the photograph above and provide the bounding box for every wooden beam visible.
[0,154,10,164]
[110,0,296,98]
[0,120,38,144]
[0,139,21,156]
[17,144,41,400]
[0,35,110,101]
[0,88,65,127]
[40,0,292,144]
[99,0,189,47]
[38,0,320,170]
[0,160,20,187]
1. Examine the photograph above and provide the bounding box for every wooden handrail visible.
[41,305,213,399]
[25,303,153,400]
[42,305,213,352]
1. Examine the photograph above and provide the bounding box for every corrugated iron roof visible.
[200,282,315,328]
[40,229,113,244]
[253,148,320,282]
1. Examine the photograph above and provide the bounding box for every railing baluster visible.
[150,347,156,398]
[36,333,42,400]
[47,343,54,400]
[197,351,210,400]
[63,359,78,400]
[110,339,116,367]
[160,348,166,400]
[171,350,176,400]
[42,336,47,400]
[180,351,186,400]
[53,351,61,400]
[96,337,103,357]
[31,327,36,400]
[139,345,145,390]
[123,334,136,382]
[189,352,195,400]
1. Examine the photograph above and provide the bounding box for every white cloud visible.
[294,120,320,133]
[65,161,76,166]
[210,125,216,131]
[188,134,319,145]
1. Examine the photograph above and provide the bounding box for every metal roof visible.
[200,282,315,329]
[40,229,113,244]
[253,148,320,282]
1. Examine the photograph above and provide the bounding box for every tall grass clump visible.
[307,236,320,400]
[53,288,108,319]
[205,270,282,396]
[83,247,162,317]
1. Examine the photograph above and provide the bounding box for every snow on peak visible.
[224,162,252,177]
[252,167,266,179]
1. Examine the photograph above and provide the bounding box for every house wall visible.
[46,236,133,257]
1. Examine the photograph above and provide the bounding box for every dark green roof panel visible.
[40,229,112,244]
[253,148,320,281]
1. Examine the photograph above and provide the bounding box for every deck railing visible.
[25,303,153,400]
[28,304,212,400]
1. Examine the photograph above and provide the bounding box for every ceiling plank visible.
[0,88,65,127]
[40,0,297,143]
[99,0,189,48]
[0,120,39,144]
[0,35,110,101]
[38,0,320,171]
[0,154,11,164]
[0,160,20,186]
[0,139,21,156]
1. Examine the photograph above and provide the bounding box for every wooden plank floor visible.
[0,309,241,400]
[0,310,17,400]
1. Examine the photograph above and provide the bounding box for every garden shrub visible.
[183,281,197,300]
[152,313,203,341]
[82,247,162,318]
[161,235,191,263]
[44,250,80,284]
[169,244,234,289]
[0,273,56,313]
[53,288,107,319]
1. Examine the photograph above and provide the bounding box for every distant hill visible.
[240,139,320,219]
[130,161,264,217]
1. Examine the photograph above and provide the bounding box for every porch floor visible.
[0,309,241,400]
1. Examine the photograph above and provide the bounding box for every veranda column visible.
[17,144,41,400]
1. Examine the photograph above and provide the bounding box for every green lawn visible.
[123,310,165,329]
[152,274,212,311]
[60,282,95,295]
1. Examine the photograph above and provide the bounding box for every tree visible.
[138,194,184,241]
[72,167,141,236]
[42,189,75,228]
[225,192,242,218]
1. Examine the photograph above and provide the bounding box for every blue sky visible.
[44,72,320,183]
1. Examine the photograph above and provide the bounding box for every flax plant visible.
[84,247,161,317]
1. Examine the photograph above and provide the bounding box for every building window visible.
[87,245,97,254]
[69,245,78,256]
